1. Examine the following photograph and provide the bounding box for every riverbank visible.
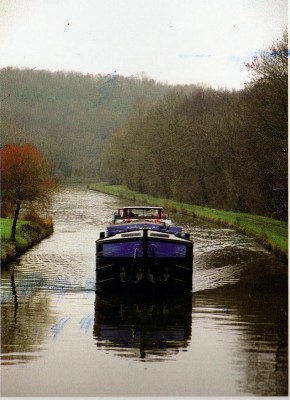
[89,183,288,262]
[1,217,54,266]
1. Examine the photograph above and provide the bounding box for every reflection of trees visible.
[94,293,192,361]
[193,281,288,396]
[1,266,55,365]
[238,290,288,396]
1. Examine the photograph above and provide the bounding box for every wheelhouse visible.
[113,206,169,222]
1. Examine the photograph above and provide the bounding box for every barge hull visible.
[96,255,193,293]
[96,225,193,293]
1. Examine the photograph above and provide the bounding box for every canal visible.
[1,184,288,396]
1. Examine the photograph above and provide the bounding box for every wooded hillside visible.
[0,69,170,177]
[100,32,288,220]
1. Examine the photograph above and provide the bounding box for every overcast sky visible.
[0,0,287,89]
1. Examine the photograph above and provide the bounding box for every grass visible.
[1,218,30,241]
[1,217,54,265]
[89,182,288,262]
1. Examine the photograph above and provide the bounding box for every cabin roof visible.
[119,206,163,210]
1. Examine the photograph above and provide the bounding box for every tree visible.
[244,30,288,219]
[98,33,287,220]
[1,143,56,240]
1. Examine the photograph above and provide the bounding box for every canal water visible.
[1,184,288,397]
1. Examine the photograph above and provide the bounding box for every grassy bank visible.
[1,217,54,266]
[89,182,288,262]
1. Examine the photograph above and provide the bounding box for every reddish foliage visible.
[1,143,55,215]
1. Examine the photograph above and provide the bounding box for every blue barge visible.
[96,206,193,292]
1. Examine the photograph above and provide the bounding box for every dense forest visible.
[0,69,170,177]
[0,31,287,220]
[100,31,288,220]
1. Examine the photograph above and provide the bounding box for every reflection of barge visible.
[96,206,193,292]
[93,293,192,360]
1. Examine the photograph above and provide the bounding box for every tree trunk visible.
[11,200,21,241]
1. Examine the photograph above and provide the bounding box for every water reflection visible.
[92,272,288,394]
[191,281,288,396]
[1,265,56,366]
[94,293,192,361]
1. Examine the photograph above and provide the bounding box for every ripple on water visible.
[8,250,96,294]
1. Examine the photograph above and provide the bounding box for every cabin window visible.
[118,208,163,218]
